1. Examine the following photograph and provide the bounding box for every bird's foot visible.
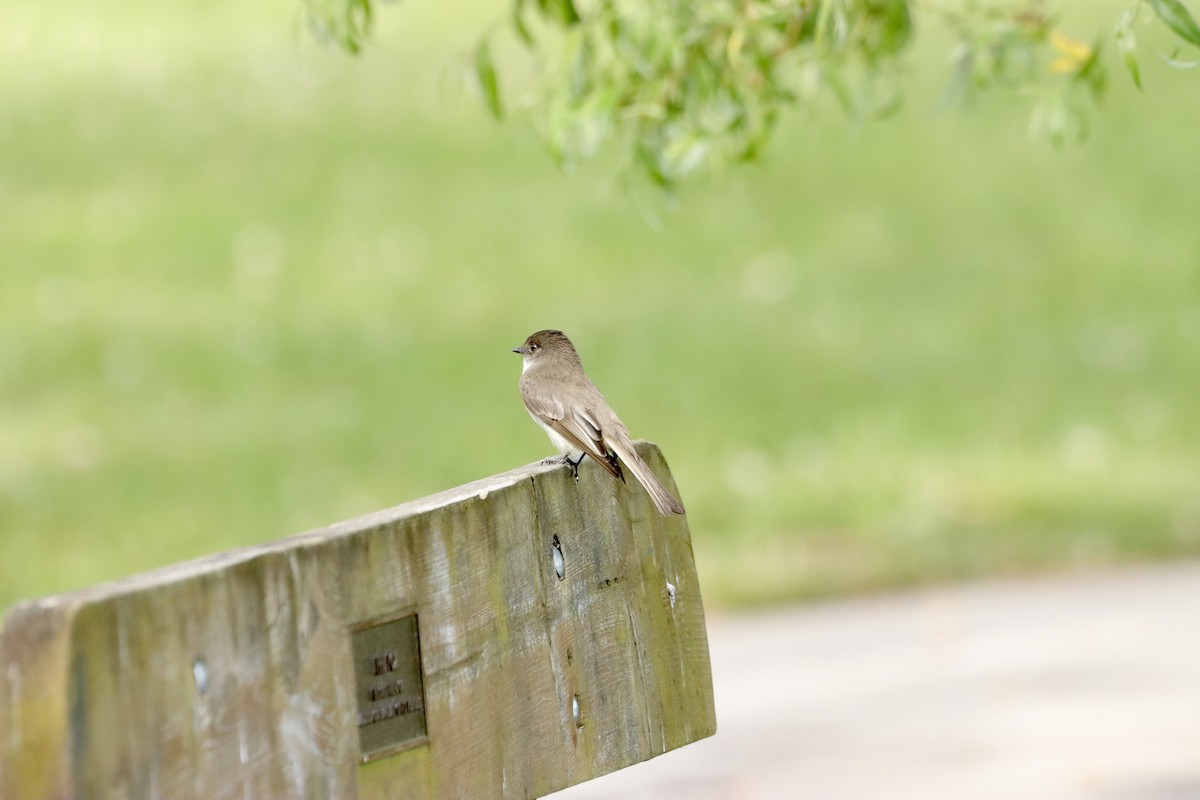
[566,454,585,483]
[541,454,585,483]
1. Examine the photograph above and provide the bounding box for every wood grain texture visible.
[0,442,714,800]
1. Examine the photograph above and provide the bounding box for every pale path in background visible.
[551,562,1200,800]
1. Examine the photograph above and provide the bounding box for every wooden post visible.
[0,442,715,800]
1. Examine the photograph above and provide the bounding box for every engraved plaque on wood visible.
[351,611,428,761]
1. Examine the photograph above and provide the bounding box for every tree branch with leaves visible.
[303,0,1200,185]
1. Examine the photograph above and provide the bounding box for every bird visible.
[512,329,685,516]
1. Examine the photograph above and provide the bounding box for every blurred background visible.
[3,0,1197,609]
[4,0,1200,795]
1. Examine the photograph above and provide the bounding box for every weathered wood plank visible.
[0,442,714,799]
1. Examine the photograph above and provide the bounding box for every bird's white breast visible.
[529,412,581,458]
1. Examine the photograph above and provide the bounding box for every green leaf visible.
[475,39,504,120]
[635,140,671,187]
[1075,39,1107,98]
[1115,5,1143,90]
[344,0,373,52]
[1158,49,1200,66]
[1148,0,1200,48]
[1123,47,1143,88]
[535,0,581,27]
[867,0,913,58]
[512,0,536,47]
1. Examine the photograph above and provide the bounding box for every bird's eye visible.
[529,343,539,351]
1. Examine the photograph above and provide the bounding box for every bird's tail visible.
[609,439,685,516]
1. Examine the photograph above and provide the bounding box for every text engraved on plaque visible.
[351,612,428,761]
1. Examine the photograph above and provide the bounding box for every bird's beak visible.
[511,347,523,354]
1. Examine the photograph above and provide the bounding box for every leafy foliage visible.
[303,0,1200,183]
[305,0,377,54]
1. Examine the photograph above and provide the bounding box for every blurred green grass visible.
[2,0,1198,609]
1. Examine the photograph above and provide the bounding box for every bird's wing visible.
[521,385,624,480]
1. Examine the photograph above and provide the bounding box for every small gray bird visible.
[512,329,685,516]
